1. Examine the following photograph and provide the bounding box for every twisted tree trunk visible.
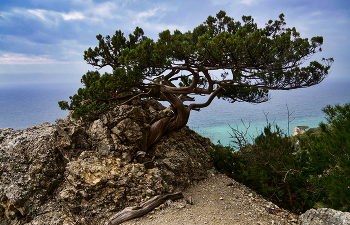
[146,92,190,149]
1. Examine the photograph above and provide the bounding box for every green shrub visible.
[211,124,315,213]
[210,142,241,177]
[298,103,350,211]
[210,102,350,213]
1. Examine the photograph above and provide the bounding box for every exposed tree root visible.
[106,192,184,225]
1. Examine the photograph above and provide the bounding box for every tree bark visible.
[106,192,183,225]
[146,92,190,149]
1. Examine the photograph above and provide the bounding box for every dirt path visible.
[122,172,299,225]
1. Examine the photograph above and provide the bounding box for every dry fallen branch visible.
[106,192,184,225]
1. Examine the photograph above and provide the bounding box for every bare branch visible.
[188,86,224,110]
[120,89,153,105]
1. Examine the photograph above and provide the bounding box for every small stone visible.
[248,193,253,197]
[219,197,223,200]
[186,196,194,205]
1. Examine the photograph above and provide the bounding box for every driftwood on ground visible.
[106,192,184,225]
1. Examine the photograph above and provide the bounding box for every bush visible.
[210,103,350,213]
[211,124,315,213]
[210,142,240,177]
[298,103,350,211]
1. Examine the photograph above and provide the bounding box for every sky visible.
[1,0,350,85]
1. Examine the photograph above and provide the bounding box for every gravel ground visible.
[121,172,299,225]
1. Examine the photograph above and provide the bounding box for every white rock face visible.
[299,208,350,225]
[293,126,306,136]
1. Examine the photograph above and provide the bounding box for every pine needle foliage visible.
[211,124,314,213]
[298,103,350,211]
[211,103,350,213]
[59,10,333,122]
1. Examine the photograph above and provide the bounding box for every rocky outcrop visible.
[0,123,65,224]
[292,126,307,136]
[299,208,350,225]
[0,99,214,224]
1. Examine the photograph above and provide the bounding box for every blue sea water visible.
[0,83,82,129]
[1,78,349,146]
[187,78,350,145]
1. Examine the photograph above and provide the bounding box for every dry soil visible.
[121,172,299,225]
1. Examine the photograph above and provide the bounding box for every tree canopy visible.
[59,10,333,149]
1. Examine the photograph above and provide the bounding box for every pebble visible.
[121,173,300,225]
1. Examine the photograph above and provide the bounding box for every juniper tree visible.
[59,10,333,149]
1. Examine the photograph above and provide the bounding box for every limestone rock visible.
[149,126,213,190]
[293,126,307,136]
[299,208,350,225]
[0,99,214,224]
[0,123,65,224]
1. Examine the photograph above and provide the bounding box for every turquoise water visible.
[187,78,350,146]
[1,78,350,147]
[190,116,325,146]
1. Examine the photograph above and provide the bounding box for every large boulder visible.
[299,208,350,225]
[0,99,214,224]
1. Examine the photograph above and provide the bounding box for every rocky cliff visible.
[0,99,214,224]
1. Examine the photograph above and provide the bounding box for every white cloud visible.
[127,7,186,32]
[27,9,48,21]
[211,0,255,6]
[27,9,85,23]
[3,1,120,27]
[137,8,159,18]
[0,53,71,65]
[90,1,119,19]
[240,0,254,5]
[14,8,84,27]
[69,0,122,21]
[210,0,232,5]
[130,7,162,25]
[62,11,85,20]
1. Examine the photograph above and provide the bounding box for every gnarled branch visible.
[106,192,183,225]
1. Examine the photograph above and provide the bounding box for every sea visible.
[1,78,350,146]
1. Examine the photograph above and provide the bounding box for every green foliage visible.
[59,10,332,121]
[58,68,140,120]
[217,86,270,103]
[210,142,241,177]
[211,103,350,214]
[59,26,164,120]
[305,127,321,135]
[214,124,314,213]
[298,103,350,211]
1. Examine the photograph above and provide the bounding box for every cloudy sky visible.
[1,0,349,85]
